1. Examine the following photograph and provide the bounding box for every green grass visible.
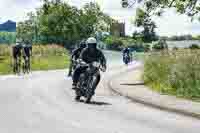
[31,55,69,71]
[0,44,70,75]
[0,55,69,75]
[144,50,200,102]
[0,56,13,75]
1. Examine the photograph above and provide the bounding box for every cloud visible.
[152,9,200,36]
[0,0,199,36]
[0,0,41,23]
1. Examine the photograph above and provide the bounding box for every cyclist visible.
[22,41,32,73]
[13,41,22,74]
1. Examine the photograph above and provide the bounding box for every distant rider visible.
[72,37,107,90]
[68,40,86,76]
[122,47,132,61]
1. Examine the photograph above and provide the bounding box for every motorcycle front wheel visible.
[75,95,81,101]
[75,74,85,101]
[85,77,95,103]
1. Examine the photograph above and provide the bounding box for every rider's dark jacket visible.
[72,47,106,86]
[122,48,130,55]
[80,48,106,67]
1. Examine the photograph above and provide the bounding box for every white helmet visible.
[86,37,97,44]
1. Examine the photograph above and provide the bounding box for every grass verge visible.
[144,50,200,102]
[0,55,69,75]
[0,56,13,75]
[0,44,70,75]
[31,55,69,71]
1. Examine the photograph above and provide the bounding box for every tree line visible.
[0,32,16,44]
[16,0,114,49]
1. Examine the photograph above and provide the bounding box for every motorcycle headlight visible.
[92,62,101,68]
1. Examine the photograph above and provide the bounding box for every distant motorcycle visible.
[75,60,105,103]
[123,53,130,65]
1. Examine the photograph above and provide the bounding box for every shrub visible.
[32,44,68,56]
[0,45,11,56]
[0,44,68,57]
[189,44,200,49]
[104,36,124,51]
[103,35,148,51]
[144,44,151,52]
[172,47,178,51]
[0,32,16,44]
[153,39,168,51]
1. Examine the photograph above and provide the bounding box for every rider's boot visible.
[72,82,77,90]
[68,71,72,77]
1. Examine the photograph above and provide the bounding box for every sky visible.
[0,0,200,36]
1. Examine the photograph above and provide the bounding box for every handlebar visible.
[72,59,106,72]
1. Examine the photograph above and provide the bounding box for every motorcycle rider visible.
[68,40,86,76]
[122,47,131,63]
[72,37,107,90]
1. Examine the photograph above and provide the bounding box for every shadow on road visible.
[120,82,144,86]
[79,100,111,106]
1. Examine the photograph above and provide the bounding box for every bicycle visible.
[22,56,30,74]
[13,57,21,74]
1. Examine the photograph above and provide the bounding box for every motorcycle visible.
[75,60,105,103]
[123,53,130,65]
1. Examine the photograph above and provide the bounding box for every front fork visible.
[86,71,100,96]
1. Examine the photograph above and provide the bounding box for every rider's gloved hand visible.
[101,65,107,72]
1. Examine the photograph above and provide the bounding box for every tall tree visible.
[136,0,200,19]
[134,8,158,43]
[17,12,37,43]
[17,1,113,46]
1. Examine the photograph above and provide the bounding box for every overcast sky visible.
[0,0,200,36]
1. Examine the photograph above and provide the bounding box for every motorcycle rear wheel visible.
[85,96,91,103]
[75,95,81,101]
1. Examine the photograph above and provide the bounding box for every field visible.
[144,50,200,101]
[0,45,70,75]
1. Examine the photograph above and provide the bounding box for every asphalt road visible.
[0,51,200,133]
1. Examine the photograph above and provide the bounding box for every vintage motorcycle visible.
[74,60,105,103]
[123,53,130,65]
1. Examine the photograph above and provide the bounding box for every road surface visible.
[0,51,200,133]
